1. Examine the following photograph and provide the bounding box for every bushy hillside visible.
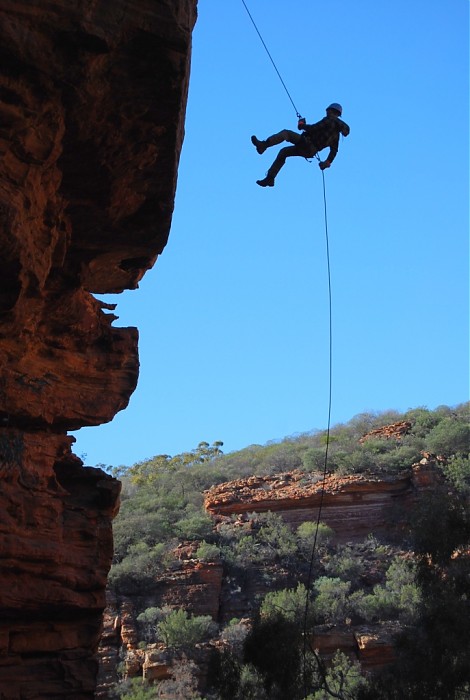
[104,404,469,699]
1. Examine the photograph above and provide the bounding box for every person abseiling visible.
[252,103,350,187]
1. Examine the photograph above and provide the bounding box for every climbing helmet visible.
[327,103,342,115]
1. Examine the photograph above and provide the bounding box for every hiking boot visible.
[256,176,275,187]
[251,135,267,155]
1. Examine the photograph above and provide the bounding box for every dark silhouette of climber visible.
[251,103,350,187]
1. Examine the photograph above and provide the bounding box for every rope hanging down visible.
[302,170,333,697]
[240,0,301,117]
[239,3,335,695]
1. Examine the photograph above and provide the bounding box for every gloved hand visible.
[319,160,331,170]
[297,116,306,130]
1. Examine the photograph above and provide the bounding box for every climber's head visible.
[326,103,342,117]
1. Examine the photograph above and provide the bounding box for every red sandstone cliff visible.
[0,1,197,697]
[99,457,445,691]
[204,469,413,541]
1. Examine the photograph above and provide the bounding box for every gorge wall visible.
[204,470,413,541]
[0,1,197,697]
[98,456,444,692]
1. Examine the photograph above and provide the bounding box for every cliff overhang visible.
[0,1,197,696]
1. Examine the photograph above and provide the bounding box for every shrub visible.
[108,544,168,593]
[136,606,170,643]
[174,510,214,541]
[195,540,221,561]
[226,534,263,567]
[113,513,174,561]
[351,557,420,623]
[237,663,268,699]
[260,583,313,626]
[313,577,351,624]
[297,521,333,557]
[405,407,442,437]
[373,444,423,473]
[334,448,378,475]
[257,511,298,560]
[324,544,367,585]
[156,609,217,650]
[207,648,243,700]
[221,512,298,568]
[351,587,394,623]
[425,417,470,457]
[156,656,202,699]
[220,619,250,651]
[110,677,158,699]
[443,455,470,495]
[302,447,328,472]
[310,650,366,699]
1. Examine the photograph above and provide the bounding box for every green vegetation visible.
[111,678,158,699]
[156,609,216,649]
[210,615,317,700]
[311,651,366,700]
[107,403,469,698]
[260,583,312,625]
[218,511,299,570]
[350,556,421,624]
[136,605,216,650]
[111,659,202,699]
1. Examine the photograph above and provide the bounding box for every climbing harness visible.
[240,2,335,697]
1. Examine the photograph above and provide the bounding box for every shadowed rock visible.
[0,0,197,696]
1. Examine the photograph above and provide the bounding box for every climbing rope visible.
[240,2,335,696]
[240,0,301,117]
[302,169,333,697]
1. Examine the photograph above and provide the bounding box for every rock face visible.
[98,453,449,690]
[359,420,412,444]
[96,556,224,697]
[204,470,413,541]
[0,1,197,697]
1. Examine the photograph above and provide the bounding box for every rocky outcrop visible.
[96,556,223,696]
[312,623,398,671]
[0,1,197,697]
[204,470,413,541]
[359,420,412,444]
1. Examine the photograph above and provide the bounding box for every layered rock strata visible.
[0,1,197,697]
[204,470,413,541]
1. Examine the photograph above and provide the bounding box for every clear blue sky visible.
[72,0,469,468]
